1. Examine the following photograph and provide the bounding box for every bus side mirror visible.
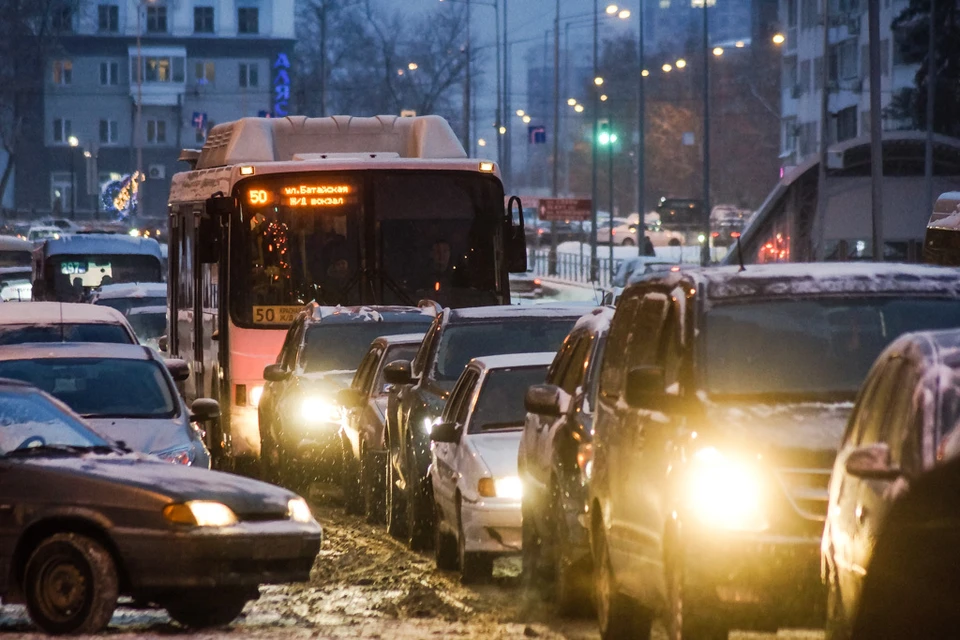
[506,195,528,273]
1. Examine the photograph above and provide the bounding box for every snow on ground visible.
[554,241,729,264]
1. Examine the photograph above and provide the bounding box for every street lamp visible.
[676,58,687,69]
[68,136,79,218]
[567,98,577,106]
[772,32,785,45]
[662,63,673,72]
[574,104,585,113]
[713,46,724,56]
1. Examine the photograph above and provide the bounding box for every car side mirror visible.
[845,443,902,481]
[165,358,190,382]
[337,387,366,410]
[383,360,413,386]
[525,384,563,416]
[191,398,220,422]
[263,363,290,383]
[158,335,169,353]
[430,421,460,444]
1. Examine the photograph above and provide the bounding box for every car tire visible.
[405,445,433,551]
[24,533,119,635]
[665,547,728,640]
[434,501,459,571]
[340,436,363,515]
[621,237,636,246]
[386,449,409,540]
[458,499,493,584]
[165,589,249,629]
[594,527,653,640]
[552,483,592,616]
[361,447,385,524]
[826,574,852,640]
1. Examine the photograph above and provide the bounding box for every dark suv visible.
[589,263,960,640]
[383,305,586,550]
[519,306,613,612]
[258,304,433,490]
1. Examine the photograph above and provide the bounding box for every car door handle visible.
[855,504,867,526]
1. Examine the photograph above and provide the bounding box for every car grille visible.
[775,468,832,522]
[237,510,290,522]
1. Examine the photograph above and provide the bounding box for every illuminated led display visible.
[246,184,353,208]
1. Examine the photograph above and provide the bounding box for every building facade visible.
[21,0,294,222]
[778,0,918,167]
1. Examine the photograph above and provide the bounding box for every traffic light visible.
[597,119,618,146]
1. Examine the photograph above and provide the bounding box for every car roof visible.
[0,302,132,325]
[375,332,426,346]
[572,306,615,334]
[92,282,167,300]
[307,304,435,325]
[630,262,960,301]
[0,342,155,362]
[126,305,168,316]
[469,352,556,371]
[0,235,32,251]
[447,304,589,322]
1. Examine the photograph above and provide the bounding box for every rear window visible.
[0,323,133,346]
[468,366,549,433]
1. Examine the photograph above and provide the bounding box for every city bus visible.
[32,234,164,302]
[166,115,527,470]
[924,191,960,266]
[0,236,34,301]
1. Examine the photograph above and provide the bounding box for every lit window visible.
[52,60,72,86]
[195,61,215,85]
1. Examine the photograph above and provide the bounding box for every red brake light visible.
[731,232,741,238]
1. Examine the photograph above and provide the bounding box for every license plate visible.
[252,538,301,560]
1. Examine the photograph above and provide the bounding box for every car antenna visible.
[736,236,746,272]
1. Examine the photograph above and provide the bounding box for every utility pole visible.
[495,0,502,170]
[924,0,936,219]
[608,119,615,282]
[590,0,599,281]
[637,0,647,256]
[700,0,711,266]
[868,0,883,259]
[549,0,560,275]
[319,1,327,116]
[463,0,472,154]
[815,0,830,260]
[503,0,511,189]
[135,1,144,224]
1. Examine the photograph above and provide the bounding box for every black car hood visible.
[20,454,296,517]
[703,401,853,466]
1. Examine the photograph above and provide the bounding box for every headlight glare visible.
[301,396,341,424]
[250,385,264,408]
[287,497,314,523]
[478,475,523,500]
[163,500,238,527]
[686,447,766,532]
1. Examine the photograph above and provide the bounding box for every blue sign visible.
[191,112,207,130]
[528,125,546,144]
[273,53,291,117]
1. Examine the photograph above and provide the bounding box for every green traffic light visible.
[597,132,618,146]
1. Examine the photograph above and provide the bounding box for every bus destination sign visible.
[245,184,353,208]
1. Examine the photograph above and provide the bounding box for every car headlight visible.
[422,416,441,434]
[477,475,523,499]
[287,497,314,523]
[301,396,341,424]
[685,447,767,532]
[163,500,238,527]
[250,385,264,408]
[156,446,193,466]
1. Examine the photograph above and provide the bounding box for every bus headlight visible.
[301,396,341,424]
[685,447,767,532]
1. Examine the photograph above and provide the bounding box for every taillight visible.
[577,443,594,479]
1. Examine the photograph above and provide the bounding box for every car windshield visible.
[0,358,177,419]
[0,389,109,454]
[229,171,504,326]
[0,323,133,345]
[128,312,166,341]
[375,343,421,391]
[705,297,960,399]
[302,322,433,373]
[94,296,166,314]
[434,318,576,381]
[47,255,162,302]
[0,252,31,268]
[469,365,549,433]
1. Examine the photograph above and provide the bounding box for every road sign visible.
[539,198,592,221]
[192,112,207,130]
[528,125,546,144]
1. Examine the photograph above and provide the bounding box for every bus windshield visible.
[45,255,162,302]
[230,171,504,326]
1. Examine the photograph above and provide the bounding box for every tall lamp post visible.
[68,136,79,219]
[134,0,155,224]
[700,0,711,267]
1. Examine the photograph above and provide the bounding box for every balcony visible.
[128,46,186,106]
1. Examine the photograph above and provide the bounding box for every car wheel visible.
[826,574,852,640]
[405,444,433,551]
[386,449,408,540]
[24,533,119,635]
[457,498,493,584]
[665,547,728,640]
[434,501,459,571]
[340,436,363,515]
[165,589,249,629]
[361,447,385,524]
[552,483,592,616]
[621,237,636,246]
[594,527,653,640]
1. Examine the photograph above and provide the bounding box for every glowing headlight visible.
[156,446,192,466]
[685,447,767,532]
[163,500,238,527]
[301,396,341,424]
[422,416,441,434]
[250,385,264,408]
[287,498,314,523]
[478,476,523,499]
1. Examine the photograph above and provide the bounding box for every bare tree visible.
[0,0,78,209]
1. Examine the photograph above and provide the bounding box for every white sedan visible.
[429,352,554,583]
[596,213,685,246]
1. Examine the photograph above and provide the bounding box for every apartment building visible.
[21,0,294,220]
[778,0,917,167]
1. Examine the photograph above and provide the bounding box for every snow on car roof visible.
[92,282,167,300]
[375,332,426,345]
[470,352,556,370]
[573,306,615,333]
[41,233,163,259]
[311,304,435,323]
[0,302,131,325]
[0,342,153,362]
[126,305,168,317]
[449,304,588,321]
[695,263,960,300]
[0,235,32,252]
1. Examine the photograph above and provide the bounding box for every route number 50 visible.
[249,189,269,205]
